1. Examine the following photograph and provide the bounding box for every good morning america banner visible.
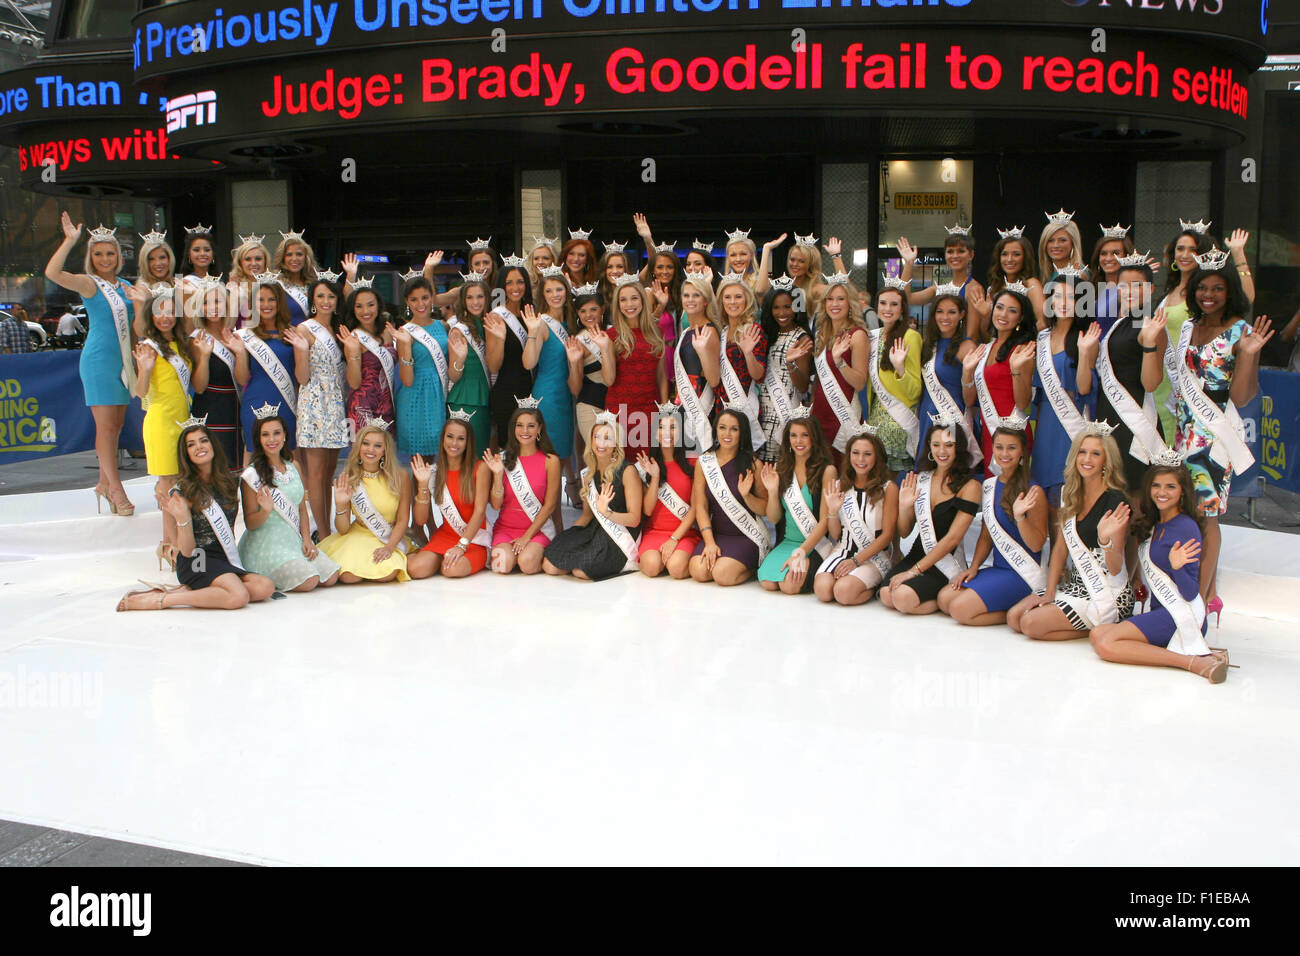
[132,0,1268,80]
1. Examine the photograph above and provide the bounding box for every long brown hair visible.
[249,414,296,491]
[1131,463,1204,541]
[991,425,1030,517]
[142,291,194,367]
[502,407,556,471]
[175,424,237,510]
[776,415,831,505]
[919,421,973,495]
[253,281,292,336]
[987,235,1040,294]
[837,431,890,504]
[561,238,598,285]
[609,280,666,358]
[434,418,478,505]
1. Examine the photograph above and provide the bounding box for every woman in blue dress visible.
[940,418,1048,625]
[393,276,449,460]
[45,212,138,515]
[238,280,298,464]
[915,288,976,471]
[525,268,577,461]
[271,229,318,326]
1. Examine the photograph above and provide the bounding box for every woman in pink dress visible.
[484,403,562,575]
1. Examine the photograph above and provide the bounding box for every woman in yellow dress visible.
[130,284,207,566]
[319,422,412,583]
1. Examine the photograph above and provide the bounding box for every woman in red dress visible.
[810,278,870,467]
[604,274,668,456]
[635,405,701,579]
[406,414,492,578]
[961,287,1037,467]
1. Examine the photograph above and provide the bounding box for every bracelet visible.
[335,508,349,515]
[453,361,465,372]
[961,379,975,387]
[699,525,712,532]
[1238,267,1252,277]
[399,357,414,366]
[175,519,190,528]
[415,494,430,503]
[1139,343,1159,353]
[1010,372,1023,378]
[458,537,470,547]
[1097,536,1113,549]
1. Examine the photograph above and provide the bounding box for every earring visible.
[379,455,386,468]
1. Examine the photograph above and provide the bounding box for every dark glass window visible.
[57,0,137,40]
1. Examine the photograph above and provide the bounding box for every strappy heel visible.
[1187,654,1227,684]
[156,541,177,571]
[1207,596,1224,628]
[1209,648,1239,669]
[116,587,166,612]
[93,483,109,514]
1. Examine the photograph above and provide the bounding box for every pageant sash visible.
[241,465,301,535]
[1173,320,1254,473]
[868,328,921,457]
[303,318,344,370]
[505,458,544,523]
[1035,328,1087,442]
[351,480,409,554]
[448,319,489,386]
[783,478,834,559]
[921,355,983,466]
[280,280,309,318]
[427,466,491,548]
[915,470,966,580]
[981,477,1045,593]
[91,276,135,395]
[495,306,528,348]
[718,327,766,451]
[239,329,298,415]
[635,462,691,519]
[674,333,715,450]
[1062,515,1119,625]
[200,495,242,567]
[190,328,242,400]
[143,339,192,399]
[825,490,891,576]
[354,329,396,402]
[540,313,570,345]
[698,452,770,561]
[762,332,800,439]
[814,347,862,452]
[584,467,639,569]
[973,344,1005,475]
[403,321,450,401]
[1095,318,1164,464]
[1139,540,1210,656]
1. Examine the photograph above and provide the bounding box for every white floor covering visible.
[1,477,1297,865]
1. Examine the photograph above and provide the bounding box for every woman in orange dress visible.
[407,413,492,578]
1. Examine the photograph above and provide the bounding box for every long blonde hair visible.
[609,280,665,358]
[715,274,758,334]
[229,237,272,284]
[344,425,403,495]
[1038,221,1085,278]
[1059,432,1127,521]
[582,420,626,497]
[680,274,722,331]
[272,236,319,284]
[137,237,176,284]
[814,280,866,352]
[83,237,123,277]
[787,243,823,292]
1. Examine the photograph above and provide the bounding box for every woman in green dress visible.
[447,275,494,453]
[756,410,837,594]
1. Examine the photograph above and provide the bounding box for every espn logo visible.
[165,91,217,132]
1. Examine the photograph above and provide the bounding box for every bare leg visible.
[688,555,712,582]
[666,550,692,580]
[1021,604,1084,641]
[947,589,1007,627]
[542,557,568,576]
[1006,592,1041,633]
[778,568,807,595]
[760,580,779,591]
[407,550,441,579]
[832,577,871,606]
[711,557,752,587]
[813,573,835,603]
[440,552,476,578]
[290,575,321,593]
[517,541,546,575]
[1200,514,1220,602]
[491,546,517,574]
[91,405,129,502]
[155,475,178,550]
[1091,621,1215,677]
[640,551,665,578]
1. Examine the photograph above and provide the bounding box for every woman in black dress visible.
[487,263,536,448]
[189,280,249,470]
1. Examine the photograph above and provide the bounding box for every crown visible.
[995,408,1031,432]
[882,275,910,294]
[351,276,375,290]
[1100,223,1131,239]
[996,226,1024,240]
[789,404,812,420]
[692,239,713,253]
[945,223,973,237]
[254,271,280,286]
[933,282,963,297]
[186,223,212,236]
[593,409,620,429]
[516,395,542,410]
[447,408,474,424]
[722,401,752,416]
[399,267,423,282]
[1112,248,1154,267]
[822,273,852,287]
[1044,209,1075,226]
[529,235,558,252]
[929,410,966,430]
[467,236,493,251]
[237,233,265,246]
[717,271,748,286]
[655,401,679,416]
[253,402,282,421]
[458,270,486,284]
[1179,218,1212,235]
[88,225,117,242]
[771,274,796,292]
[176,414,209,429]
[317,268,342,284]
[1150,445,1188,467]
[1192,246,1230,271]
[793,233,817,247]
[573,281,600,297]
[1081,420,1117,439]
[724,227,751,244]
[1052,264,1086,279]
[848,422,880,438]
[362,415,392,431]
[148,282,176,298]
[614,273,643,289]
[138,229,168,245]
[653,241,676,253]
[279,229,305,242]
[683,270,712,285]
[1002,278,1030,296]
[568,227,592,241]
[191,276,224,294]
[501,254,528,268]
[603,240,627,254]
[539,265,566,279]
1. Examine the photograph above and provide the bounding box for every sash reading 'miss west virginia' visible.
[981,476,1045,593]
[1062,514,1120,625]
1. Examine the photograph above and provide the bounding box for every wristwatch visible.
[458,536,469,547]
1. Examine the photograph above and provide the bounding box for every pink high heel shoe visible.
[1207,596,1223,628]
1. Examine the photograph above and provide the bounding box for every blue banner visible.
[1251,369,1300,495]
[0,351,143,465]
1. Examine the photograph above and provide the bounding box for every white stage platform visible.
[1,477,1297,865]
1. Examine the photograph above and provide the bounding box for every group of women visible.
[50,210,1267,684]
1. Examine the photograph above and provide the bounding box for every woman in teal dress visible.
[525,270,577,461]
[447,277,493,453]
[237,412,340,592]
[394,276,449,458]
[756,411,836,594]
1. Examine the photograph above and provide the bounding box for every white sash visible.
[241,464,301,534]
[239,329,298,415]
[303,318,344,369]
[915,470,965,579]
[762,332,800,439]
[921,354,983,466]
[404,321,449,401]
[782,478,833,559]
[200,495,242,567]
[1095,318,1164,464]
[825,489,891,576]
[1172,320,1254,473]
[868,328,920,457]
[973,344,1005,475]
[719,327,765,451]
[981,477,1045,593]
[143,338,191,398]
[91,276,135,394]
[584,467,639,570]
[1035,328,1086,442]
[540,313,569,345]
[190,328,241,400]
[674,331,714,451]
[449,318,488,386]
[1062,515,1120,626]
[281,280,309,318]
[351,479,408,554]
[427,465,491,548]
[814,346,862,452]
[354,329,396,402]
[495,306,528,348]
[698,452,769,561]
[1139,539,1209,656]
[505,456,544,523]
[635,461,691,519]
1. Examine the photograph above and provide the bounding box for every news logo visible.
[165,90,217,133]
